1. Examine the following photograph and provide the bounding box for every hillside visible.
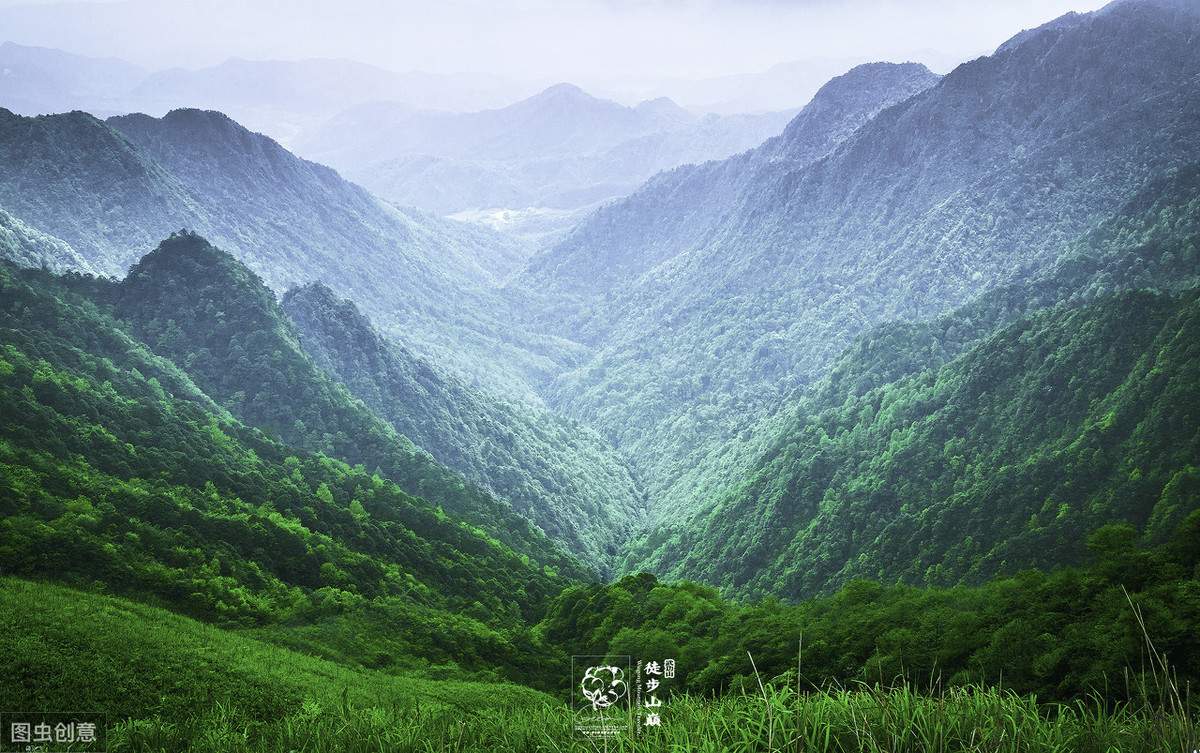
[515,1,1200,516]
[667,289,1198,598]
[0,256,585,642]
[620,161,1200,593]
[9,576,1191,752]
[101,233,600,573]
[544,512,1200,703]
[0,204,93,274]
[0,578,553,741]
[626,160,1200,531]
[282,283,644,570]
[520,62,941,317]
[0,105,564,400]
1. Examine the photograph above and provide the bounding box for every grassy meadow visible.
[3,577,1196,753]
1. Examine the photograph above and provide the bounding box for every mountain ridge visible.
[514,0,1200,521]
[282,281,646,570]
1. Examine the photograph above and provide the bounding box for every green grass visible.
[0,578,551,723]
[3,577,1195,752]
[107,684,1197,752]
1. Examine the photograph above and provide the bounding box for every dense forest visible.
[543,514,1200,704]
[0,257,579,687]
[623,166,1200,595]
[282,282,644,569]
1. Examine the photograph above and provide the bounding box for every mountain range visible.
[0,42,538,137]
[514,0,1200,546]
[0,104,577,402]
[0,41,804,236]
[0,0,1197,625]
[292,83,798,220]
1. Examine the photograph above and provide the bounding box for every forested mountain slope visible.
[625,161,1200,532]
[519,62,941,313]
[0,258,580,663]
[646,287,1200,599]
[0,106,561,401]
[622,160,1200,594]
[282,282,644,569]
[107,109,527,289]
[101,232,597,572]
[0,205,93,274]
[516,0,1200,515]
[543,515,1200,704]
[0,107,200,272]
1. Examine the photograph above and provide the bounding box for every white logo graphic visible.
[580,665,628,711]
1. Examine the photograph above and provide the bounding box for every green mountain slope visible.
[282,282,644,569]
[101,232,586,578]
[542,512,1200,703]
[0,258,581,679]
[516,0,1200,520]
[626,162,1200,537]
[621,162,1200,595]
[0,578,552,736]
[0,108,201,271]
[0,106,565,402]
[630,285,1200,598]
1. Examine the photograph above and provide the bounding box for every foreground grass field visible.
[109,685,1199,752]
[3,578,1196,752]
[0,578,551,723]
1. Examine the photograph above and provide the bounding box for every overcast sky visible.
[0,0,1111,84]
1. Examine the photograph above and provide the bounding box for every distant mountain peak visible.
[634,96,691,120]
[536,82,589,99]
[162,107,241,125]
[108,107,289,161]
[124,232,279,329]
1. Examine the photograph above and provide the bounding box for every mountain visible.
[0,42,536,146]
[297,83,691,170]
[644,287,1200,599]
[282,283,645,570]
[521,62,941,313]
[125,58,535,145]
[515,1,1200,518]
[106,232,601,573]
[622,161,1200,597]
[0,105,560,400]
[0,41,144,116]
[0,256,582,680]
[293,84,797,217]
